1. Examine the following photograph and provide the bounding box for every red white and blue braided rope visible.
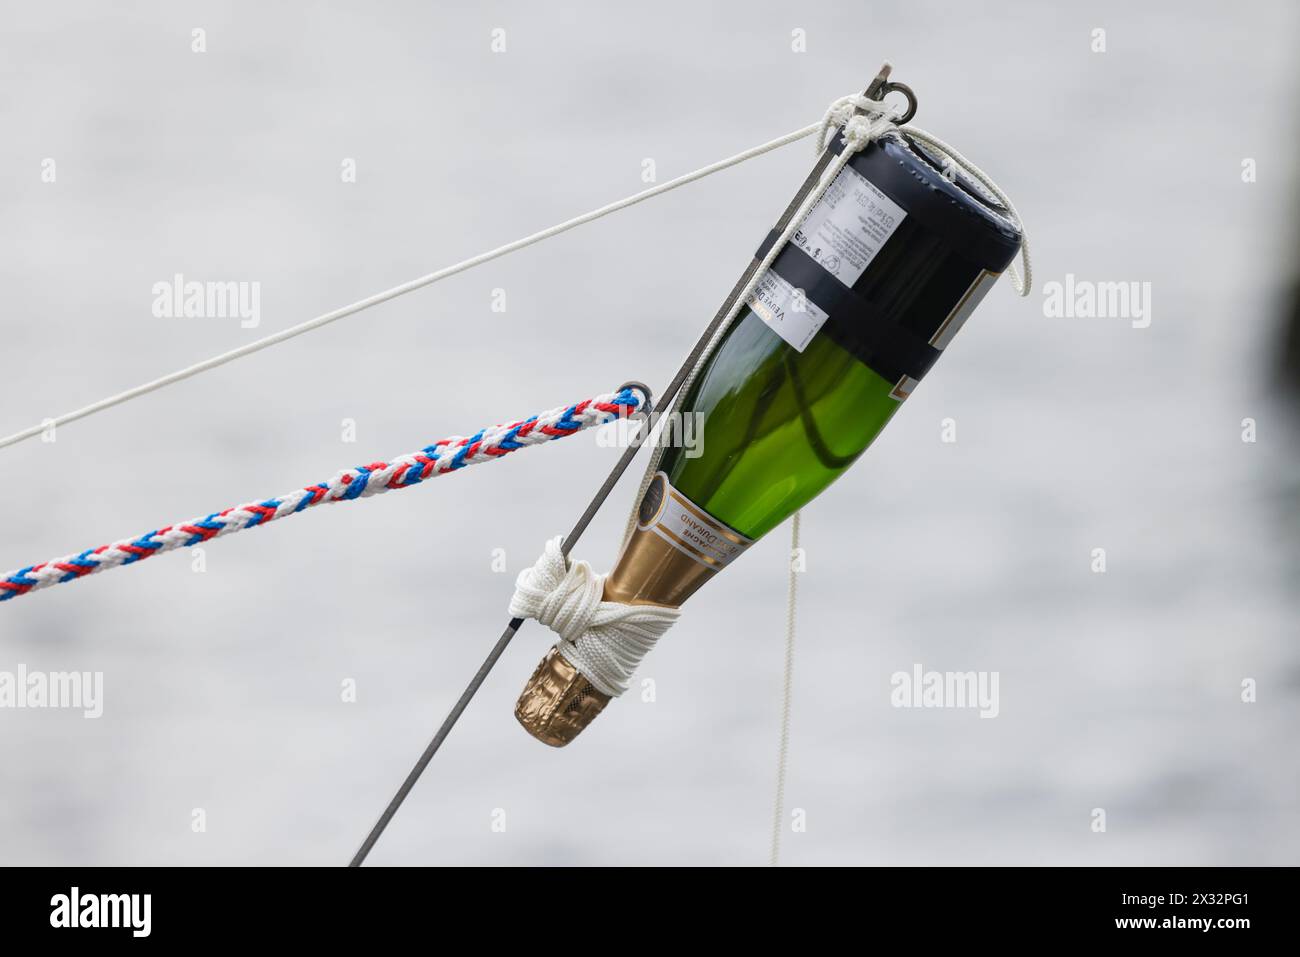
[0,386,644,603]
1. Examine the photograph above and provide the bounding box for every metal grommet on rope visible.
[879,81,917,125]
[616,381,654,418]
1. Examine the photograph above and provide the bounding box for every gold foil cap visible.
[514,646,611,747]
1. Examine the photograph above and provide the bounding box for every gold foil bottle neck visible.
[603,472,751,606]
[515,474,752,746]
[514,646,611,747]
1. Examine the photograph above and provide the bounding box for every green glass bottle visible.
[658,311,901,542]
[516,128,1022,745]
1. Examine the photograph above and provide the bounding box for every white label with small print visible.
[747,271,829,352]
[793,164,906,287]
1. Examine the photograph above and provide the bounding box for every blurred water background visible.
[0,0,1296,865]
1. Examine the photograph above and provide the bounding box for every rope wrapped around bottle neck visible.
[509,537,680,697]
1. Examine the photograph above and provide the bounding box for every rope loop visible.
[816,90,1031,297]
[899,126,1033,296]
[818,94,900,153]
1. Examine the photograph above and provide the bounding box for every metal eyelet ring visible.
[879,81,917,125]
[616,380,654,418]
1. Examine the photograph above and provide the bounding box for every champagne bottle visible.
[516,126,1023,745]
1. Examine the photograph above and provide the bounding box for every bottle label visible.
[793,163,906,288]
[636,472,752,570]
[748,271,830,352]
[603,473,753,608]
[751,163,906,354]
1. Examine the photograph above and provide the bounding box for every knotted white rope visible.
[509,537,680,697]
[819,91,897,151]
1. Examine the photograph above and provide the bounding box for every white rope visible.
[509,537,680,697]
[899,126,1032,296]
[0,121,824,453]
[769,510,800,866]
